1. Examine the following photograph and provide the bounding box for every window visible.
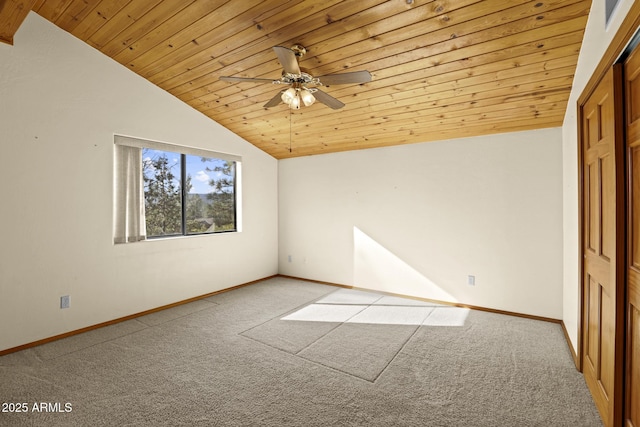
[114,136,240,243]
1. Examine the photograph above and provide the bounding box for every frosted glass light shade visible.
[300,89,315,106]
[281,87,297,104]
[290,95,301,109]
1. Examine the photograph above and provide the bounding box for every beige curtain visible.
[113,144,146,243]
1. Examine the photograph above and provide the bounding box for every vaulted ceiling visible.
[3,0,591,159]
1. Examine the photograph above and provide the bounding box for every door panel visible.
[631,147,640,270]
[625,44,640,427]
[585,275,599,373]
[628,281,639,427]
[581,65,625,427]
[588,160,598,252]
[603,153,615,261]
[628,144,640,427]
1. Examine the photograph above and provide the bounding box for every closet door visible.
[581,64,625,427]
[625,45,640,427]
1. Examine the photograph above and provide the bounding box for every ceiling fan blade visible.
[220,76,276,83]
[263,91,283,108]
[317,70,372,86]
[273,46,301,75]
[313,89,345,110]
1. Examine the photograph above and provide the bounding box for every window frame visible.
[114,135,241,242]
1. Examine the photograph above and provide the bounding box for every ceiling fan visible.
[219,45,372,110]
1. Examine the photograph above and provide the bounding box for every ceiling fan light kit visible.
[281,86,316,109]
[220,45,371,110]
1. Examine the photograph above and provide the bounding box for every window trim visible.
[115,135,241,164]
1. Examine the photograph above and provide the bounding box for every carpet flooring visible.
[0,277,602,426]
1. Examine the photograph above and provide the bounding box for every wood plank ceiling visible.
[26,0,590,159]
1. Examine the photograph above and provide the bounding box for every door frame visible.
[578,62,626,427]
[577,2,640,374]
[577,5,640,427]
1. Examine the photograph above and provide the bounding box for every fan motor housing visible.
[281,70,317,85]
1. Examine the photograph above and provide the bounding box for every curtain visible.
[113,144,146,243]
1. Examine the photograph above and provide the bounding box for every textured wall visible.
[279,128,563,318]
[0,13,278,352]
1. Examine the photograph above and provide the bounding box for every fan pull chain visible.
[289,108,292,153]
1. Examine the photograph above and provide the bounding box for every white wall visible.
[0,13,278,352]
[562,0,635,353]
[7,3,630,353]
[279,128,563,319]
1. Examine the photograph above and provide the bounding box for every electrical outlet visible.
[288,255,292,263]
[467,275,475,286]
[60,295,70,309]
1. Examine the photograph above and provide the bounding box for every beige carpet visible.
[0,277,602,426]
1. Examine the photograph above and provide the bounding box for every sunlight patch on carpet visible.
[281,303,367,322]
[280,289,469,327]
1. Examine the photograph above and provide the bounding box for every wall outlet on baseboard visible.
[467,275,475,286]
[60,295,70,309]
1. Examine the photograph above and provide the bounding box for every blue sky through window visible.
[186,155,227,194]
[142,148,228,194]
